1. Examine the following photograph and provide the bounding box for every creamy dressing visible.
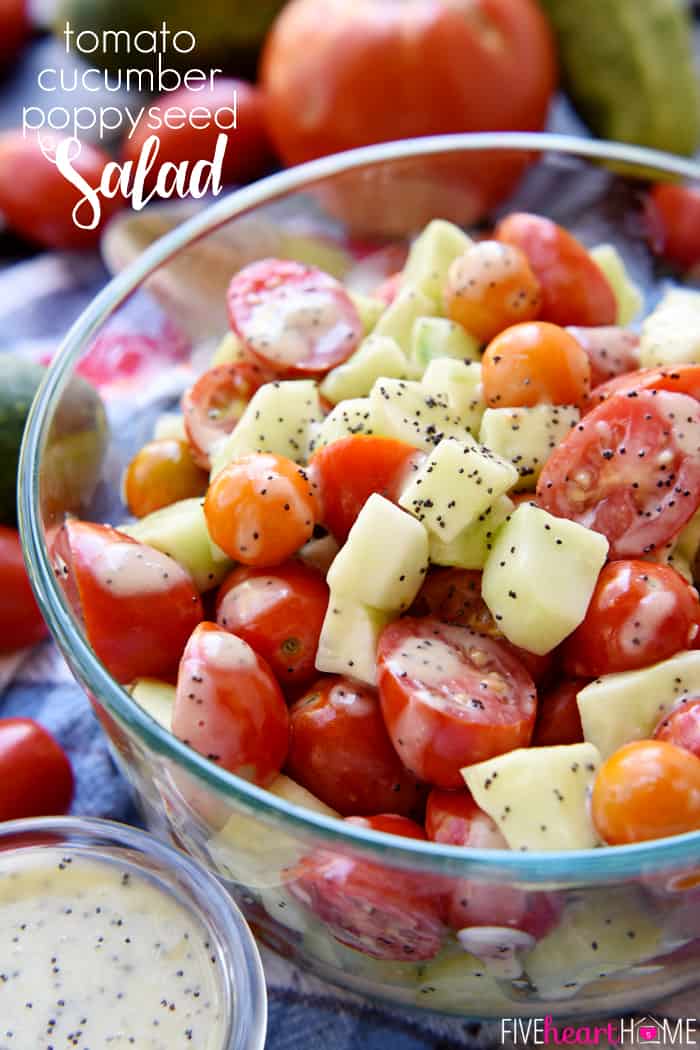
[92,542,182,598]
[199,628,258,671]
[0,849,227,1050]
[244,291,356,367]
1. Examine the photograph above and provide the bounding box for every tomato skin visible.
[562,561,700,678]
[445,241,542,343]
[182,360,273,468]
[123,438,208,518]
[287,676,426,816]
[0,719,73,821]
[589,365,700,409]
[654,698,700,759]
[0,0,29,67]
[123,79,273,192]
[215,560,329,688]
[592,740,700,845]
[312,434,420,543]
[0,526,48,653]
[51,520,203,684]
[532,678,585,747]
[374,271,402,306]
[377,617,537,789]
[289,813,445,961]
[566,326,640,389]
[495,213,616,327]
[646,183,700,271]
[173,621,288,786]
[482,321,591,408]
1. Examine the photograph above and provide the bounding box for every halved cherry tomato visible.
[205,453,319,566]
[495,212,617,327]
[592,740,700,845]
[566,326,640,388]
[51,520,203,683]
[646,183,700,271]
[182,360,273,469]
[532,678,585,747]
[288,814,444,961]
[227,259,363,375]
[537,390,700,559]
[589,365,700,408]
[123,438,208,518]
[0,719,73,821]
[287,676,426,816]
[0,525,48,653]
[215,560,329,688]
[311,434,420,543]
[481,321,590,408]
[172,621,288,785]
[654,698,700,759]
[377,617,537,789]
[445,241,541,343]
[562,561,700,677]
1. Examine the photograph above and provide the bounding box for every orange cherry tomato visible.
[482,321,591,408]
[654,698,700,759]
[205,453,318,566]
[592,740,700,845]
[532,678,586,747]
[445,241,541,343]
[123,438,208,518]
[646,183,700,271]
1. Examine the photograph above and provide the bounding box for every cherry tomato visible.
[566,326,640,389]
[205,453,318,567]
[0,132,121,250]
[288,813,444,961]
[0,526,48,653]
[0,0,29,68]
[592,740,700,845]
[445,241,541,343]
[374,271,402,305]
[0,719,73,821]
[287,676,426,816]
[51,520,203,684]
[495,212,616,327]
[123,438,208,518]
[654,698,700,759]
[311,434,419,543]
[172,621,288,785]
[227,259,363,375]
[122,79,273,193]
[537,390,700,559]
[215,560,328,688]
[589,364,700,409]
[563,561,700,677]
[482,321,591,408]
[646,183,700,271]
[532,678,585,747]
[377,617,537,789]
[182,360,274,469]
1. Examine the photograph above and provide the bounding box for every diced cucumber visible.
[348,291,386,335]
[320,335,407,404]
[479,404,580,490]
[589,244,643,326]
[675,506,700,567]
[210,331,246,367]
[640,288,700,367]
[327,493,429,612]
[401,218,473,307]
[429,495,514,570]
[153,412,187,443]
[415,950,513,1012]
[399,437,518,542]
[577,650,700,759]
[482,503,609,655]
[210,380,323,475]
[410,317,480,370]
[315,593,393,686]
[297,533,341,576]
[309,398,374,453]
[370,377,473,450]
[421,359,485,437]
[120,497,232,592]
[302,926,426,993]
[372,287,436,352]
[127,678,175,730]
[462,743,602,851]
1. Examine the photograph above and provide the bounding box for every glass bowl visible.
[19,133,700,1019]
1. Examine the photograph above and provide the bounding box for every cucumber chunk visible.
[429,495,514,570]
[401,218,473,307]
[320,335,408,404]
[421,359,485,437]
[370,377,474,450]
[315,593,392,686]
[372,287,436,352]
[410,317,480,370]
[309,397,374,453]
[127,678,175,730]
[589,244,643,326]
[153,412,187,443]
[479,404,580,490]
[348,291,386,335]
[640,288,700,368]
[210,330,246,367]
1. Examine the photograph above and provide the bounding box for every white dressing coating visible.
[220,576,291,623]
[243,291,356,366]
[92,541,184,598]
[199,628,258,671]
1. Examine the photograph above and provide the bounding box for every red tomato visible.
[646,183,700,271]
[562,561,700,677]
[215,560,328,688]
[482,321,591,408]
[182,360,273,468]
[589,365,700,409]
[287,676,426,816]
[123,438,208,518]
[0,0,29,67]
[495,213,617,327]
[172,621,288,785]
[654,698,700,759]
[227,259,363,375]
[311,434,420,543]
[446,241,542,344]
[0,719,73,821]
[0,132,121,250]
[532,678,586,747]
[566,326,640,389]
[537,390,700,559]
[51,520,203,684]
[289,813,444,961]
[0,526,48,653]
[374,271,402,306]
[122,79,273,192]
[377,617,537,789]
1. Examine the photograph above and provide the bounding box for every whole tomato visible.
[0,718,73,821]
[0,0,29,68]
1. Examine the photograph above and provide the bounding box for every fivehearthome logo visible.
[501,1014,698,1046]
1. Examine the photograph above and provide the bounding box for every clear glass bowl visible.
[19,133,700,1018]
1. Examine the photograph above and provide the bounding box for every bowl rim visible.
[19,131,700,883]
